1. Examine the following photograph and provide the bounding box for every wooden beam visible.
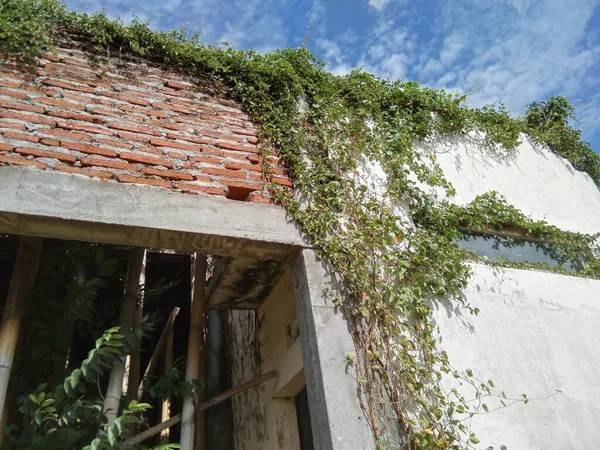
[0,236,43,444]
[180,254,207,450]
[123,370,278,447]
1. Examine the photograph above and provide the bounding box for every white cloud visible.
[380,53,407,79]
[368,0,392,11]
[439,32,465,66]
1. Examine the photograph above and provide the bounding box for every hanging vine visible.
[2,1,600,448]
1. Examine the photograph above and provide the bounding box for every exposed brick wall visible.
[0,40,292,203]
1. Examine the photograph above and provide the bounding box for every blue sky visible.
[62,0,600,152]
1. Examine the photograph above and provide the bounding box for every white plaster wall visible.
[432,264,600,449]
[415,133,600,234]
[414,135,600,448]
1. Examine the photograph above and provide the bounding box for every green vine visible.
[2,1,599,448]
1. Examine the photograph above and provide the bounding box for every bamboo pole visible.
[124,370,278,447]
[101,247,146,429]
[124,263,145,398]
[0,236,43,443]
[137,307,181,399]
[180,254,207,450]
[159,328,174,445]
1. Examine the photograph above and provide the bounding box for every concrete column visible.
[291,249,375,450]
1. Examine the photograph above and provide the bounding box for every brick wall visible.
[0,39,291,203]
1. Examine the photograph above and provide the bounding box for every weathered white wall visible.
[416,133,600,234]
[420,135,600,448]
[432,264,600,449]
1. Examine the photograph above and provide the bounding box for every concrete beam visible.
[291,249,375,450]
[206,256,286,309]
[0,167,307,260]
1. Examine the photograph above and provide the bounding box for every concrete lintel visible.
[206,256,286,309]
[0,167,307,260]
[292,249,375,450]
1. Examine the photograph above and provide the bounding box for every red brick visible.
[15,146,76,163]
[41,79,94,93]
[223,161,262,172]
[177,183,226,196]
[141,167,193,181]
[247,154,263,164]
[119,152,173,168]
[249,195,274,204]
[247,136,259,145]
[39,128,93,142]
[164,80,189,90]
[194,175,212,183]
[111,132,149,146]
[167,151,188,160]
[147,120,193,132]
[154,103,196,115]
[59,58,92,69]
[57,122,114,136]
[218,110,249,120]
[109,122,161,136]
[97,138,133,150]
[0,143,13,152]
[150,139,200,152]
[43,63,96,78]
[64,93,115,107]
[273,177,293,187]
[173,116,219,129]
[168,98,197,108]
[61,141,117,158]
[55,165,113,179]
[0,111,56,126]
[217,141,258,153]
[3,131,39,143]
[0,80,53,96]
[200,130,243,142]
[222,180,262,200]
[0,88,28,100]
[0,100,45,114]
[201,167,247,179]
[121,90,165,102]
[81,157,135,170]
[200,113,244,126]
[120,105,168,118]
[201,147,227,157]
[40,138,59,146]
[166,133,215,145]
[88,107,132,120]
[249,173,265,182]
[231,127,258,137]
[40,53,61,63]
[47,110,104,124]
[36,96,87,111]
[0,71,35,82]
[0,120,26,131]
[136,145,163,155]
[99,91,149,106]
[117,174,172,188]
[192,155,222,165]
[0,154,46,168]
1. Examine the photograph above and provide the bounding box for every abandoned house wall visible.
[420,135,600,449]
[0,39,291,203]
[229,269,304,450]
[416,134,600,233]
